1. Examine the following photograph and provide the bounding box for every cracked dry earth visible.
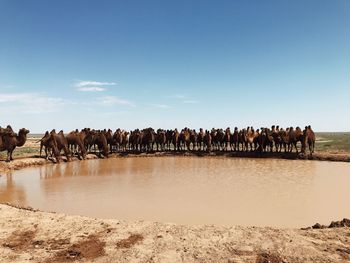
[0,205,350,262]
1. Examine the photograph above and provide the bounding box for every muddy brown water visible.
[1,157,349,228]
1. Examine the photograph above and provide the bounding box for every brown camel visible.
[223,127,231,151]
[156,129,167,151]
[66,130,87,159]
[172,129,180,151]
[189,129,197,151]
[245,127,257,152]
[289,127,304,153]
[204,130,212,152]
[302,125,316,155]
[197,128,205,151]
[0,128,30,162]
[92,131,109,158]
[179,128,191,151]
[38,131,61,162]
[231,127,239,151]
[50,130,71,161]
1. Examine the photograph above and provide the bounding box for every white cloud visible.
[0,93,71,114]
[151,104,172,109]
[96,96,135,107]
[74,80,116,88]
[73,80,116,92]
[77,87,106,92]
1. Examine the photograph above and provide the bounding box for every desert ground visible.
[0,133,350,262]
[1,204,350,263]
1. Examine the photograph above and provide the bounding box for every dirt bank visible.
[0,204,349,263]
[1,151,350,173]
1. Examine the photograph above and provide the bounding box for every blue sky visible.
[0,0,349,132]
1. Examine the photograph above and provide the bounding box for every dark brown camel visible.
[92,131,109,158]
[50,130,71,161]
[0,128,30,162]
[223,127,231,151]
[231,127,239,151]
[204,130,212,152]
[38,131,61,162]
[156,129,167,151]
[66,130,87,159]
[197,128,205,151]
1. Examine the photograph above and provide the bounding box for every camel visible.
[129,129,141,151]
[92,131,109,158]
[197,128,205,151]
[189,129,197,151]
[231,127,239,151]
[245,127,257,152]
[0,128,30,162]
[103,129,114,153]
[302,125,316,155]
[138,128,155,152]
[271,125,282,152]
[165,130,173,151]
[223,127,231,151]
[50,130,71,161]
[156,129,167,151]
[289,127,304,153]
[238,129,247,151]
[121,131,129,152]
[66,130,87,159]
[204,130,212,152]
[38,131,61,162]
[172,129,180,151]
[179,128,191,151]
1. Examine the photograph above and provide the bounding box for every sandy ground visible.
[0,204,350,263]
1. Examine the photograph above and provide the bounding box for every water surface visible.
[1,157,349,227]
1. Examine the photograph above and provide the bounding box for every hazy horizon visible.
[1,0,349,132]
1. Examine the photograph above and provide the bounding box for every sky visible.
[0,0,349,133]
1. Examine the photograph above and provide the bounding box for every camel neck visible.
[16,133,27,147]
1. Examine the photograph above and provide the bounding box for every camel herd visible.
[34,125,315,163]
[0,125,315,162]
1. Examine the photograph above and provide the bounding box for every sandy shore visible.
[0,204,349,263]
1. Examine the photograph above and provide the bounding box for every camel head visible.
[19,128,30,135]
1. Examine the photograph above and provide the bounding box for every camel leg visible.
[64,147,71,161]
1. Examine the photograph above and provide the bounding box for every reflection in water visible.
[0,173,27,205]
[1,157,349,227]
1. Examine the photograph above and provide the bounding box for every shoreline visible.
[1,150,350,173]
[0,203,349,263]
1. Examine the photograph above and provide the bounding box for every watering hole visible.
[1,157,349,227]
